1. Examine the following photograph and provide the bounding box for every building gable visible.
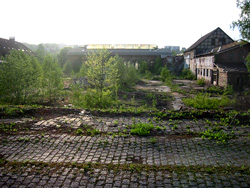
[185,27,234,55]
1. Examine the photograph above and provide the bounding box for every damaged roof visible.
[214,61,248,73]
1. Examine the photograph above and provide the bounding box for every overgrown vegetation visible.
[196,78,206,86]
[71,50,140,109]
[183,93,235,109]
[0,50,64,105]
[130,122,155,136]
[180,68,196,80]
[0,50,42,104]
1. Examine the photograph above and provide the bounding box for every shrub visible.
[207,86,224,94]
[42,55,63,100]
[130,122,154,136]
[71,87,115,109]
[183,93,235,109]
[160,66,172,82]
[116,60,139,88]
[181,68,195,80]
[0,50,42,104]
[224,85,234,95]
[197,78,206,86]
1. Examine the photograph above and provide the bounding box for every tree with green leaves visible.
[57,47,72,68]
[36,44,47,61]
[153,56,163,75]
[232,0,250,41]
[232,0,250,74]
[85,49,117,94]
[42,55,63,101]
[114,56,139,88]
[73,49,120,108]
[0,50,42,104]
[160,65,172,82]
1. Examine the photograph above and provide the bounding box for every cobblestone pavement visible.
[0,111,250,188]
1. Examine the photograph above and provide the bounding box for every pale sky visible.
[1,0,242,49]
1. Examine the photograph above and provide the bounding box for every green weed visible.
[197,78,206,86]
[183,93,235,109]
[130,122,154,136]
[76,128,83,135]
[200,129,235,144]
[148,137,157,144]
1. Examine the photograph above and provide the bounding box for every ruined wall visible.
[218,69,228,88]
[184,50,196,75]
[118,55,157,65]
[216,44,250,64]
[163,56,184,75]
[227,72,249,91]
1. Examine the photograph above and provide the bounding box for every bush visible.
[0,50,42,104]
[197,78,206,86]
[183,93,235,109]
[42,55,63,100]
[130,122,154,136]
[224,85,234,95]
[181,68,195,80]
[71,87,115,109]
[115,59,139,88]
[207,86,224,94]
[160,66,172,82]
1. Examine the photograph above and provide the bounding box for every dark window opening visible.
[211,39,215,46]
[237,77,242,85]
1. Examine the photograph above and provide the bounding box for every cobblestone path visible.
[0,111,250,187]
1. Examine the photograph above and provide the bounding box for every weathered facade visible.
[184,27,234,74]
[184,27,250,90]
[193,41,250,90]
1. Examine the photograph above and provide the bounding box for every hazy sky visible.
[1,0,242,48]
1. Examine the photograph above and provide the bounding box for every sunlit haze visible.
[1,0,242,49]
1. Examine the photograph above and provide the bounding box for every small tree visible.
[73,49,120,108]
[57,47,72,68]
[138,60,149,74]
[160,66,172,82]
[36,44,47,61]
[42,55,63,101]
[85,49,115,94]
[116,60,139,88]
[153,56,163,75]
[0,50,42,104]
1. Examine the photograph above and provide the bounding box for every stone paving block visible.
[1,112,250,187]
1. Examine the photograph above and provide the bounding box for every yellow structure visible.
[86,44,157,49]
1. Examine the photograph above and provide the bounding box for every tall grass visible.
[183,93,235,109]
